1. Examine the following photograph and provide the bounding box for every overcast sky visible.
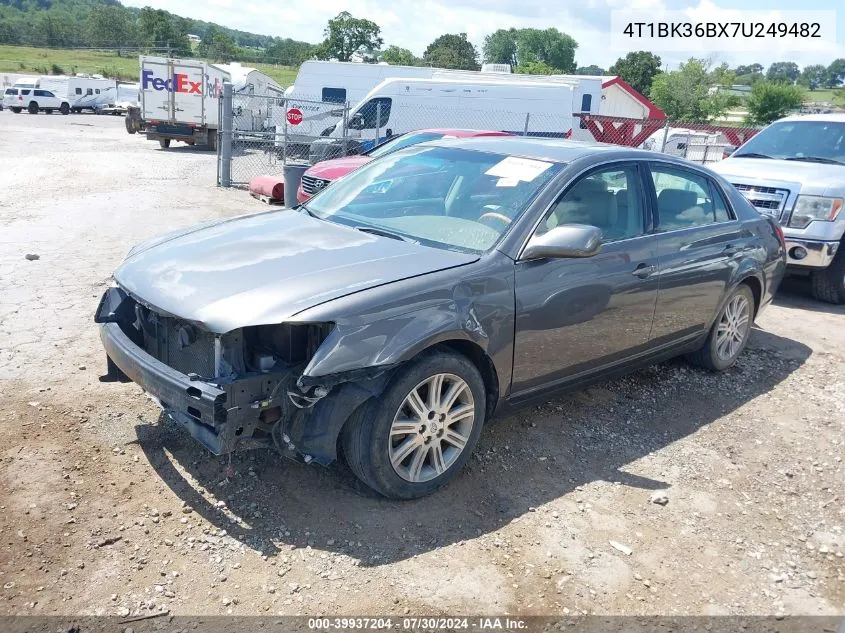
[123,0,843,70]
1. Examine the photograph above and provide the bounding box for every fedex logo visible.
[142,70,202,94]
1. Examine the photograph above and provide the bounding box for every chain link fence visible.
[217,88,764,187]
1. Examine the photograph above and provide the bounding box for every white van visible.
[282,61,602,142]
[318,77,579,151]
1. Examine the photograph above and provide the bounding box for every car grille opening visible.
[134,305,216,378]
[301,175,332,195]
[732,183,791,222]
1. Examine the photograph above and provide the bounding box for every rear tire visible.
[810,244,845,304]
[60,103,70,115]
[159,138,171,149]
[686,284,755,372]
[11,107,21,114]
[342,350,486,499]
[27,102,38,114]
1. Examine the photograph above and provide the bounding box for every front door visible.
[511,162,660,396]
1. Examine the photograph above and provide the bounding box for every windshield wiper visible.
[732,152,773,159]
[354,225,417,243]
[784,156,845,166]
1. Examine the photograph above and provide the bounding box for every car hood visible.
[305,156,373,180]
[712,158,845,197]
[114,210,478,333]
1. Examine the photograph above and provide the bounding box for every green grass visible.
[802,89,839,104]
[0,45,297,86]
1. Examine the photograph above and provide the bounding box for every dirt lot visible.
[0,112,843,619]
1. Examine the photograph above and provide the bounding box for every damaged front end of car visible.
[94,285,393,465]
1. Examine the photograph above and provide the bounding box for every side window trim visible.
[708,179,737,222]
[538,160,650,243]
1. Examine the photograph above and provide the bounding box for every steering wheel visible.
[478,211,512,227]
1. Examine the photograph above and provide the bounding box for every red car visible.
[297,129,513,204]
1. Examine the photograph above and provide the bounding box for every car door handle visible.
[632,263,657,278]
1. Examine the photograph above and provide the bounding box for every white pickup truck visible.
[712,113,845,304]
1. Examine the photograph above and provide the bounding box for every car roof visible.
[776,113,845,123]
[422,136,650,163]
[410,128,513,137]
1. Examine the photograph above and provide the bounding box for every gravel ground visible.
[0,112,843,618]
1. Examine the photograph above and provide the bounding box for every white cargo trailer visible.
[138,56,282,149]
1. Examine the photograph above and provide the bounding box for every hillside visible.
[0,44,298,85]
[0,0,312,64]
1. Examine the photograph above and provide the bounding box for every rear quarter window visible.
[4,88,17,95]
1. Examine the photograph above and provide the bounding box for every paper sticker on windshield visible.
[486,156,553,182]
[496,177,519,187]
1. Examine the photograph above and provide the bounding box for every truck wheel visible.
[125,117,136,134]
[341,350,486,499]
[28,102,38,114]
[60,103,70,115]
[810,244,845,304]
[207,130,218,152]
[159,138,171,149]
[10,107,21,114]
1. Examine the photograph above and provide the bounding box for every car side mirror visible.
[521,224,602,261]
[348,113,365,130]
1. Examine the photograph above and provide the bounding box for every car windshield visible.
[367,132,446,159]
[306,145,562,253]
[734,120,845,163]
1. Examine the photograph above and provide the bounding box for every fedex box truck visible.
[137,56,282,150]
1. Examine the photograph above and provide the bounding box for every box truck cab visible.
[711,114,845,303]
[322,77,579,152]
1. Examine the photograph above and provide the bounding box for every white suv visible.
[3,87,70,114]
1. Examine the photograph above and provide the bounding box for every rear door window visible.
[649,166,733,230]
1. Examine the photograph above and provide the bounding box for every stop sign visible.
[286,108,303,125]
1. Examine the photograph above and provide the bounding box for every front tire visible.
[686,284,755,371]
[59,103,70,115]
[342,350,486,499]
[810,244,845,304]
[159,138,171,149]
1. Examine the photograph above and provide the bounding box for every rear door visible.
[141,58,171,121]
[511,161,660,396]
[647,163,749,345]
[171,61,207,125]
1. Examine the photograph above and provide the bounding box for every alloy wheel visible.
[715,294,750,361]
[388,373,475,483]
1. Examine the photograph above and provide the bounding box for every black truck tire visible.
[810,243,845,304]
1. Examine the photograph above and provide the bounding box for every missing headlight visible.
[242,323,334,372]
